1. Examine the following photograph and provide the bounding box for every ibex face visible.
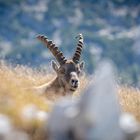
[37,34,84,95]
[52,60,84,92]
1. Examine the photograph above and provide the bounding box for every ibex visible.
[34,34,84,96]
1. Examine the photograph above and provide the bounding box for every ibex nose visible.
[71,79,79,88]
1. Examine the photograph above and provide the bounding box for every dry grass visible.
[119,87,140,122]
[0,61,140,139]
[0,62,52,135]
[0,61,88,139]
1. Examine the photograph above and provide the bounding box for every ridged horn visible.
[37,35,67,65]
[72,33,84,64]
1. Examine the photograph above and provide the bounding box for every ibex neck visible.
[50,77,66,94]
[51,77,62,87]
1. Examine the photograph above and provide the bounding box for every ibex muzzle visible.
[36,34,84,96]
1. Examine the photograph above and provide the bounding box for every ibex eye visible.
[77,68,81,75]
[77,70,81,75]
[60,69,65,74]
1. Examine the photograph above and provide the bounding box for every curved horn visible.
[37,35,67,65]
[72,33,84,64]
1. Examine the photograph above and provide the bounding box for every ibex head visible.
[37,34,84,93]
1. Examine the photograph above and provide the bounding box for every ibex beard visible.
[34,34,84,97]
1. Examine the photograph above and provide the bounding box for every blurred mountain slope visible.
[0,0,140,86]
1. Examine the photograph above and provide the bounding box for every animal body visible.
[34,34,84,96]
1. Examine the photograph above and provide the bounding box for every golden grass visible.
[0,61,140,139]
[0,62,51,131]
[0,61,87,138]
[119,87,140,122]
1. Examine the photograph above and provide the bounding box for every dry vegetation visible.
[119,87,140,122]
[0,61,87,139]
[0,61,140,139]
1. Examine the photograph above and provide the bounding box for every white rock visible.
[22,104,38,121]
[0,114,12,135]
[36,111,48,121]
[119,113,140,134]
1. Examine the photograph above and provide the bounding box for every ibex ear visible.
[79,61,84,70]
[51,60,59,72]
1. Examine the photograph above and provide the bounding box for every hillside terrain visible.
[0,62,140,139]
[0,0,140,139]
[0,0,140,86]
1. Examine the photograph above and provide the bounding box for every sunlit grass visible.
[0,62,51,132]
[119,87,140,122]
[0,61,140,139]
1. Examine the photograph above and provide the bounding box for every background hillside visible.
[0,61,140,140]
[0,0,140,87]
